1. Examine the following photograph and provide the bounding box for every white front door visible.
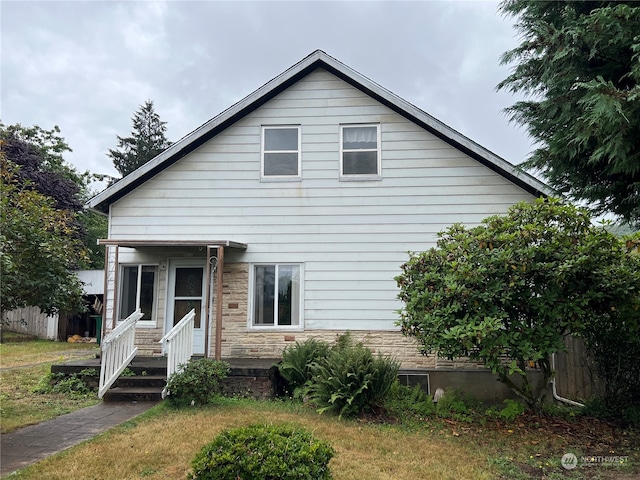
[166,261,206,355]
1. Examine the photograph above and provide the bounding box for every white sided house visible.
[88,50,553,376]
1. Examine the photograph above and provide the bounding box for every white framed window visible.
[119,264,158,325]
[261,126,301,179]
[340,124,381,179]
[250,263,303,329]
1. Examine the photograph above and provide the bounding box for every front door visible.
[167,261,206,355]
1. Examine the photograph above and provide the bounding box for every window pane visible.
[254,265,275,325]
[278,265,300,326]
[174,300,202,328]
[120,266,138,319]
[264,153,298,176]
[174,268,203,297]
[343,126,377,149]
[343,151,378,175]
[265,128,298,151]
[139,266,156,321]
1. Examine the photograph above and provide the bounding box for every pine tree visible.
[108,100,171,178]
[498,1,640,225]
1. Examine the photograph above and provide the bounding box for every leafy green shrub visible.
[496,399,526,422]
[396,199,640,414]
[278,338,331,398]
[34,371,95,397]
[188,423,334,480]
[165,358,229,406]
[119,367,135,377]
[384,382,435,420]
[583,397,640,427]
[309,335,399,418]
[541,401,579,419]
[435,389,481,422]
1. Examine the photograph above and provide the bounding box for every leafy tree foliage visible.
[581,235,640,420]
[1,124,85,211]
[1,155,85,315]
[76,210,108,269]
[0,123,106,269]
[108,100,171,178]
[498,1,640,224]
[396,198,640,412]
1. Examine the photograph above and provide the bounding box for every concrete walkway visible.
[1,401,157,477]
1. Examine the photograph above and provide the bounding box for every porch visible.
[52,356,282,402]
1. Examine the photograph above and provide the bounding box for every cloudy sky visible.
[1,0,532,193]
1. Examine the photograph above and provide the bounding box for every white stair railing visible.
[98,309,143,398]
[159,309,195,398]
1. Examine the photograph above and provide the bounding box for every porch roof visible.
[97,239,248,250]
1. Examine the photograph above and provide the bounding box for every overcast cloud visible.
[1,0,531,193]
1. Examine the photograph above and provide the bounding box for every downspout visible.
[551,353,585,408]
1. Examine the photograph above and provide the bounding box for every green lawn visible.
[0,334,100,433]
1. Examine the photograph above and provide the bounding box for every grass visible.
[0,332,98,368]
[0,333,100,433]
[9,399,497,480]
[8,397,640,480]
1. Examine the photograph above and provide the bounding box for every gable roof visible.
[87,49,555,214]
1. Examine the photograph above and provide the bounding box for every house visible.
[87,50,553,374]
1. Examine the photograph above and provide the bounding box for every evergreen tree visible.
[108,100,171,178]
[498,1,640,225]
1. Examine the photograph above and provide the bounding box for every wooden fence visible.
[1,306,58,340]
[554,335,603,402]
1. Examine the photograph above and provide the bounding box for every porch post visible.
[101,244,109,344]
[215,246,224,360]
[112,245,119,330]
[204,246,212,359]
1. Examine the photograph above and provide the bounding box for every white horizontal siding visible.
[110,68,535,331]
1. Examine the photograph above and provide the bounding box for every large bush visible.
[396,198,640,413]
[278,338,331,398]
[165,358,229,406]
[188,423,334,480]
[581,234,640,424]
[308,334,399,418]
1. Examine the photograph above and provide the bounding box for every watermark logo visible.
[561,452,629,470]
[561,453,578,470]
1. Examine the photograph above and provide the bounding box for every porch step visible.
[114,375,167,388]
[103,386,163,402]
[102,358,167,402]
[103,373,167,403]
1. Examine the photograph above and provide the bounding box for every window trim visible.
[117,263,158,328]
[261,125,301,181]
[248,262,304,331]
[339,123,381,180]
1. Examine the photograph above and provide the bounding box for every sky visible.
[1,0,533,193]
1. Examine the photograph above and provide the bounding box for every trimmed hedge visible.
[189,423,334,480]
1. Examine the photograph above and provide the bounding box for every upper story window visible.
[261,126,301,179]
[119,264,157,324]
[340,124,381,179]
